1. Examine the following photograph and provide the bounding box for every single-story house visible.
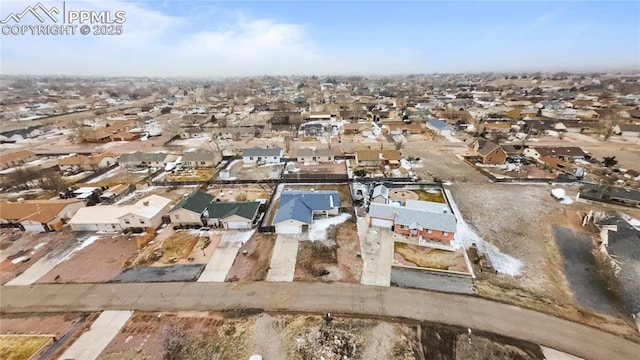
[623,169,640,181]
[0,150,37,170]
[299,123,326,137]
[371,184,389,204]
[426,118,454,136]
[342,123,372,135]
[468,139,507,165]
[182,149,221,168]
[273,191,340,234]
[242,146,284,164]
[202,201,261,229]
[296,148,334,164]
[118,151,175,169]
[180,127,207,139]
[618,124,640,137]
[0,199,85,232]
[168,191,215,226]
[368,199,457,243]
[57,152,117,172]
[68,194,171,231]
[354,149,402,168]
[523,146,587,161]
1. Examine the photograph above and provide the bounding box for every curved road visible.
[1,282,639,360]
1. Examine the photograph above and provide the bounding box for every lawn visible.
[411,189,446,203]
[166,169,216,182]
[158,232,200,264]
[0,335,52,360]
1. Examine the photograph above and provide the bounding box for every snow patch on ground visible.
[222,230,255,245]
[445,189,523,276]
[59,235,101,263]
[86,166,121,184]
[309,213,352,242]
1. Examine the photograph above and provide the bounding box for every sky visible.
[0,0,638,77]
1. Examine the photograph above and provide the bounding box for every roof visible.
[169,191,214,214]
[368,203,457,233]
[473,140,504,157]
[0,199,83,223]
[242,146,283,158]
[405,199,451,214]
[355,149,402,162]
[202,201,260,220]
[372,185,389,199]
[296,148,334,157]
[118,151,169,164]
[531,146,586,157]
[69,195,171,225]
[0,150,35,163]
[427,118,453,130]
[619,124,640,132]
[273,191,340,225]
[58,153,116,166]
[183,150,217,162]
[182,127,202,133]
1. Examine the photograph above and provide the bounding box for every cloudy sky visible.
[1,0,638,76]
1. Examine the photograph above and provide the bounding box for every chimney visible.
[143,201,149,206]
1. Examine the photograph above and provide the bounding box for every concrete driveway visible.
[266,234,299,282]
[58,310,132,360]
[197,231,252,282]
[357,217,392,286]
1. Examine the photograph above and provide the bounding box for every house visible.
[168,191,215,226]
[368,199,457,243]
[371,184,389,204]
[623,169,640,181]
[308,112,333,121]
[618,124,640,137]
[118,152,174,169]
[299,123,326,137]
[242,147,284,164]
[468,139,507,165]
[482,121,512,134]
[0,199,85,232]
[68,195,171,231]
[579,184,640,208]
[0,150,37,170]
[384,122,424,135]
[426,118,454,136]
[523,146,587,161]
[98,184,133,203]
[202,201,261,229]
[180,127,207,139]
[342,123,372,135]
[296,148,334,164]
[182,150,221,168]
[273,191,340,234]
[354,149,401,168]
[57,153,117,172]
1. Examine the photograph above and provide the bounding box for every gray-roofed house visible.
[242,146,284,164]
[468,139,507,164]
[273,191,340,234]
[296,148,334,164]
[426,118,454,136]
[371,185,389,204]
[168,191,215,226]
[117,151,173,169]
[202,201,261,229]
[182,149,221,168]
[368,199,456,243]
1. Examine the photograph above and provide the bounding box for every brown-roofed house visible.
[57,153,117,172]
[0,150,37,170]
[523,146,587,160]
[468,139,507,164]
[0,199,85,232]
[342,123,372,135]
[354,149,402,167]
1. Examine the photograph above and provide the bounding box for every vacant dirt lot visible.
[226,232,276,282]
[208,184,272,202]
[117,185,198,205]
[402,148,487,183]
[166,168,216,183]
[36,235,138,283]
[449,183,639,338]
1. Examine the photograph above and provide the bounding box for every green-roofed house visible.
[202,201,261,229]
[168,191,215,226]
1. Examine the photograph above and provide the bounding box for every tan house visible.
[0,199,85,232]
[0,150,37,170]
[296,148,334,164]
[57,152,117,172]
[354,149,402,168]
[68,195,171,231]
[168,191,215,226]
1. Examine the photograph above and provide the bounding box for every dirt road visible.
[1,282,638,360]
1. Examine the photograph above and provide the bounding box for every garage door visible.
[226,222,248,230]
[22,223,46,233]
[276,224,301,234]
[371,218,393,228]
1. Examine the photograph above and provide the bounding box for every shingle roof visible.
[182,150,217,162]
[118,151,169,163]
[296,148,334,157]
[532,146,586,157]
[169,191,214,214]
[369,202,457,233]
[0,199,83,223]
[242,147,283,158]
[273,191,339,224]
[427,118,453,130]
[202,201,260,220]
[372,185,389,199]
[0,150,35,163]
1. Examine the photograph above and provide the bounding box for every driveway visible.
[57,310,132,360]
[266,234,299,282]
[197,231,253,282]
[357,217,392,286]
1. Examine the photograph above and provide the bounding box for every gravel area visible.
[111,264,205,283]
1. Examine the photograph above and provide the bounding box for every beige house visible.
[57,152,117,171]
[0,150,37,170]
[69,195,171,231]
[0,199,85,232]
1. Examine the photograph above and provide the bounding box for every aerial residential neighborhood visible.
[1,1,639,360]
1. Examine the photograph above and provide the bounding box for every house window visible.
[200,161,205,165]
[250,157,254,160]
[124,219,131,224]
[139,220,145,225]
[427,229,432,234]
[443,231,448,236]
[174,214,180,220]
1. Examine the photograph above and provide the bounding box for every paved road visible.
[1,282,638,360]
